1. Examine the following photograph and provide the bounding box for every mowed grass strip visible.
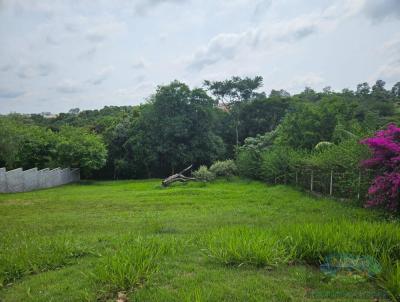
[0,179,398,301]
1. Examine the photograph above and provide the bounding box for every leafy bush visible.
[308,138,370,170]
[235,149,262,179]
[193,165,215,182]
[0,118,107,176]
[56,126,108,177]
[260,146,306,183]
[361,124,400,212]
[235,131,276,179]
[209,160,237,178]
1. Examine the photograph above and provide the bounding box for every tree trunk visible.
[162,165,196,187]
[235,122,239,148]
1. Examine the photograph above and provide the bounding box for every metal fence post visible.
[357,170,361,200]
[329,170,333,196]
[310,170,314,192]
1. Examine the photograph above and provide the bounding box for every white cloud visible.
[77,47,97,60]
[116,82,154,100]
[132,59,147,70]
[16,63,56,79]
[187,28,260,71]
[378,63,400,79]
[291,73,325,88]
[375,36,400,80]
[0,64,12,72]
[133,0,186,15]
[186,4,342,71]
[88,66,114,85]
[56,79,84,94]
[253,0,272,20]
[0,87,25,99]
[85,20,125,43]
[0,0,399,113]
[45,35,60,46]
[362,0,400,22]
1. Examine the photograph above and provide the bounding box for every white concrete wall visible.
[6,168,23,193]
[0,168,6,193]
[22,168,38,192]
[38,168,50,189]
[0,167,79,193]
[49,168,61,187]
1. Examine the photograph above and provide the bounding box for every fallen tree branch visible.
[162,165,196,187]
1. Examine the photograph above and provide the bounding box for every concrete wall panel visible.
[49,168,61,187]
[0,168,6,193]
[22,168,38,192]
[61,168,70,185]
[38,168,49,189]
[0,167,79,193]
[5,168,23,193]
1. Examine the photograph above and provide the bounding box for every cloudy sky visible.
[0,0,399,114]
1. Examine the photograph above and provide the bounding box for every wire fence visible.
[273,168,374,202]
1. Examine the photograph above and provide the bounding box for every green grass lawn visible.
[0,179,398,301]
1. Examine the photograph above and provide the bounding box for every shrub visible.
[193,165,215,182]
[361,124,400,212]
[260,147,306,183]
[235,131,276,179]
[209,160,237,178]
[235,149,262,179]
[309,138,370,170]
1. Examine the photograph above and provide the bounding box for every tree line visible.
[1,77,399,179]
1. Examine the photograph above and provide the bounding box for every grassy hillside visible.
[0,179,397,301]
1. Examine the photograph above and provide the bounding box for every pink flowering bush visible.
[361,124,400,212]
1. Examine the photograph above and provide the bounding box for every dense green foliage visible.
[193,165,216,182]
[1,77,399,180]
[0,117,107,176]
[0,180,398,301]
[209,160,237,178]
[233,80,400,202]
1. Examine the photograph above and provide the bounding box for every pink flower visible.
[361,124,400,212]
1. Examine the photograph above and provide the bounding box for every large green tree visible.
[204,76,264,148]
[54,126,107,177]
[114,81,225,177]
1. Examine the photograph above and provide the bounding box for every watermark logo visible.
[305,253,387,300]
[320,253,382,278]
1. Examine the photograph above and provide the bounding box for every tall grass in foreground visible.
[204,221,400,301]
[377,255,400,302]
[204,227,292,267]
[0,232,87,287]
[92,235,179,298]
[281,221,400,263]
